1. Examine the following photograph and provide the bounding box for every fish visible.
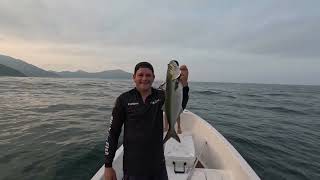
[163,60,183,143]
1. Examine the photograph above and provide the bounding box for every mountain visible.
[0,54,59,77]
[0,54,132,79]
[0,64,27,77]
[53,69,132,79]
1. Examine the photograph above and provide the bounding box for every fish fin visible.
[163,129,181,144]
[158,82,166,90]
[174,79,180,90]
[172,71,181,81]
[172,130,181,143]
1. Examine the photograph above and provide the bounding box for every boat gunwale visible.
[184,110,260,179]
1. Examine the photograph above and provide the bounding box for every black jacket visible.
[105,86,189,175]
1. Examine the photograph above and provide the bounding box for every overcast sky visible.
[0,0,319,85]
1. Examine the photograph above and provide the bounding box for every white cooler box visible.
[164,134,195,174]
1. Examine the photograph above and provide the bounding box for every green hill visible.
[0,64,27,77]
[0,54,59,77]
[0,54,132,79]
[53,69,132,79]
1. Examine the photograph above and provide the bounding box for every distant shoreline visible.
[1,76,319,87]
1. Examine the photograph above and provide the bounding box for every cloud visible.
[1,1,319,51]
[229,16,320,58]
[0,0,319,84]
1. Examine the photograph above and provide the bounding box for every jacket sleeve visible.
[182,86,189,110]
[104,96,125,167]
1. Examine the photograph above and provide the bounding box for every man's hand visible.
[179,65,189,87]
[104,167,117,180]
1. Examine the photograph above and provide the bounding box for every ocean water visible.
[0,77,319,180]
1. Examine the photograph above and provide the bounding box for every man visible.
[104,62,189,180]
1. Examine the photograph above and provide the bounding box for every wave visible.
[29,104,97,113]
[242,94,262,98]
[225,95,236,99]
[265,106,307,115]
[97,106,113,111]
[193,90,221,95]
[77,83,108,88]
[193,90,237,99]
[216,112,240,118]
[229,103,307,115]
[264,93,292,97]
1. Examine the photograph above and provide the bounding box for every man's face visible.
[133,68,155,92]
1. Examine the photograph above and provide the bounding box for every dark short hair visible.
[134,62,154,75]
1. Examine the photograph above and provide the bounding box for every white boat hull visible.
[92,110,260,180]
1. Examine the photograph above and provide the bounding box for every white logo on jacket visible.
[128,102,139,106]
[150,99,160,104]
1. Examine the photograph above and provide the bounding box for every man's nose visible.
[142,75,148,80]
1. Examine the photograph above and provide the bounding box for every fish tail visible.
[163,129,181,144]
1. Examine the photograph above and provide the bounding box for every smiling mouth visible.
[140,81,150,84]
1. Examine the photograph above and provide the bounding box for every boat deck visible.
[167,168,231,180]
